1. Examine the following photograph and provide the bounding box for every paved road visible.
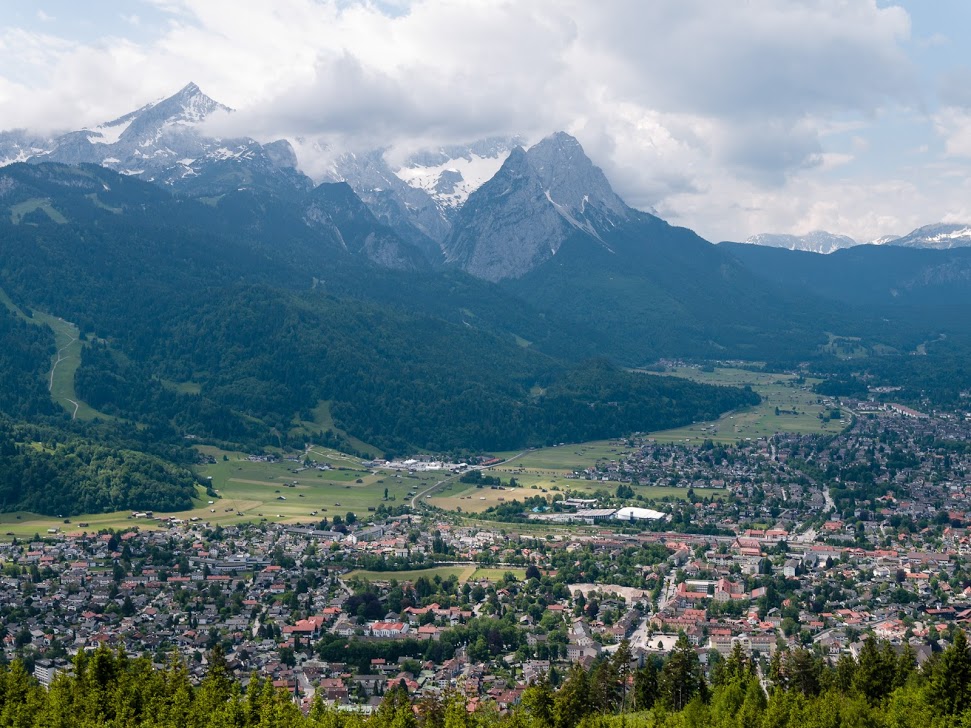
[823,486,836,513]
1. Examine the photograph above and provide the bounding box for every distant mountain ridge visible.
[891,223,971,250]
[722,241,971,308]
[740,223,971,254]
[742,231,858,254]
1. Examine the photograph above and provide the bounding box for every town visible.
[4,397,971,716]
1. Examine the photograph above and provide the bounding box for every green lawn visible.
[345,565,475,583]
[345,565,526,584]
[470,567,526,582]
[641,366,848,444]
[10,198,67,225]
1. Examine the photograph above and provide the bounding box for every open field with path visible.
[0,446,440,540]
[0,285,105,420]
[0,365,821,538]
[639,366,848,444]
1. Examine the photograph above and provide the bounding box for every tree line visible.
[6,630,971,727]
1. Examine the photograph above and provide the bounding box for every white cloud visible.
[0,0,960,242]
[934,108,971,158]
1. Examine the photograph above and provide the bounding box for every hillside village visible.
[4,403,971,714]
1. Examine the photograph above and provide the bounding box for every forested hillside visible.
[0,163,761,506]
[10,159,971,515]
[0,420,198,515]
[0,304,57,419]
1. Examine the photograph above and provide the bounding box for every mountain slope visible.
[722,241,971,307]
[890,223,971,250]
[327,150,449,261]
[0,162,758,456]
[304,182,429,269]
[445,132,631,281]
[0,83,311,197]
[506,215,851,363]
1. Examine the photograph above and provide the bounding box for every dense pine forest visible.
[0,420,198,515]
[2,632,971,727]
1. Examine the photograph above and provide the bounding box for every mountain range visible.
[737,223,971,254]
[1,82,970,359]
[2,83,971,516]
[741,231,859,254]
[4,82,968,269]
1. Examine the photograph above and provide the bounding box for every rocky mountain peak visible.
[443,132,633,281]
[526,132,629,224]
[0,82,308,197]
[107,82,230,147]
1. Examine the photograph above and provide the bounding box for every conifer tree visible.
[926,629,971,716]
[659,632,707,711]
[633,661,659,711]
[520,676,554,728]
[553,663,591,728]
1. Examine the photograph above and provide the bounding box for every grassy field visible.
[639,366,848,444]
[469,567,526,581]
[196,448,439,522]
[493,441,635,471]
[428,478,695,513]
[289,401,384,459]
[0,446,443,540]
[345,565,475,583]
[345,565,527,583]
[10,198,67,225]
[0,286,105,421]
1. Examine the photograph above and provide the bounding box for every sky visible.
[0,0,969,243]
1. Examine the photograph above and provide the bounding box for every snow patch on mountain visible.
[743,230,858,254]
[0,82,308,197]
[395,146,513,210]
[891,223,971,249]
[85,117,134,145]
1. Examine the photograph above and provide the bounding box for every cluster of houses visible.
[5,401,971,711]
